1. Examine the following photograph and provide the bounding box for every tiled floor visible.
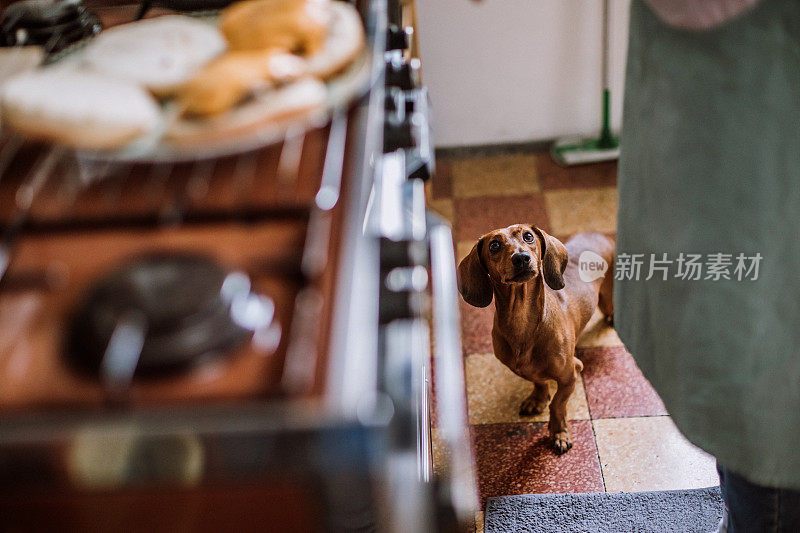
[426,150,718,522]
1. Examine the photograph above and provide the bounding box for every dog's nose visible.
[511,252,532,268]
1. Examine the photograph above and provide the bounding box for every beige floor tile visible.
[452,154,540,198]
[432,427,481,526]
[466,353,590,424]
[577,308,623,348]
[593,416,719,492]
[544,187,618,235]
[431,428,448,478]
[428,198,455,223]
[475,511,484,533]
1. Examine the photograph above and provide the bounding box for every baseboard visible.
[434,139,554,159]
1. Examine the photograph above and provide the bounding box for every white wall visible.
[416,0,630,148]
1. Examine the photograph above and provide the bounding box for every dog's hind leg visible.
[519,381,552,416]
[598,268,614,325]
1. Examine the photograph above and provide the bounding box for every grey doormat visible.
[485,486,723,533]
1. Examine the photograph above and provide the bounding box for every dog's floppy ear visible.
[457,237,493,307]
[531,226,568,290]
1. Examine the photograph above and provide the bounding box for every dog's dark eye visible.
[523,232,534,243]
[489,241,501,253]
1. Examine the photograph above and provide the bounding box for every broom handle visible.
[599,0,615,147]
[602,0,610,91]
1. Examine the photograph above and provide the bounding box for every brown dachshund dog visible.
[458,225,614,453]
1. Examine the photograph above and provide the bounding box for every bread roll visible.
[305,1,364,79]
[1,69,161,150]
[176,50,307,117]
[220,0,331,55]
[0,46,44,86]
[167,78,326,146]
[82,15,226,96]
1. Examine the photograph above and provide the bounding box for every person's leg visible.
[716,463,729,533]
[779,485,800,532]
[717,461,777,532]
[717,461,800,533]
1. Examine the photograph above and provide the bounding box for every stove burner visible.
[1,0,102,53]
[66,254,262,380]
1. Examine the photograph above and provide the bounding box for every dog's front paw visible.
[551,432,573,454]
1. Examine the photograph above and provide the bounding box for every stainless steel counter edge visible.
[323,0,388,419]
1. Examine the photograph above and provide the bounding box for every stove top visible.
[0,220,307,411]
[0,86,344,412]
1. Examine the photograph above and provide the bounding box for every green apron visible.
[616,0,800,489]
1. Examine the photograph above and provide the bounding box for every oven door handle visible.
[428,219,478,525]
